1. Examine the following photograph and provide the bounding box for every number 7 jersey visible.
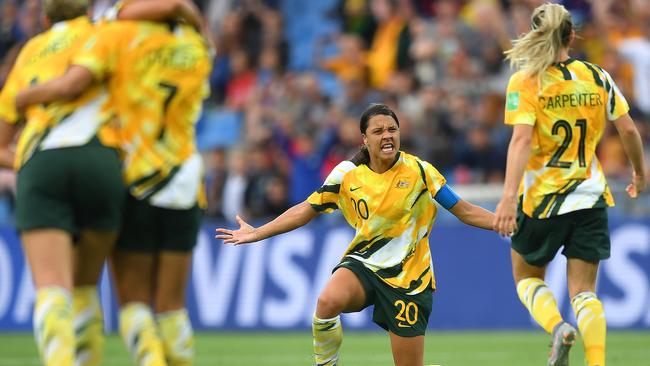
[73,20,211,208]
[505,58,629,218]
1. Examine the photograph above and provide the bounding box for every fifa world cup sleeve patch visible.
[506,91,520,111]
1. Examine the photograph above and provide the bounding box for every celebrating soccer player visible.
[494,3,646,366]
[216,103,497,366]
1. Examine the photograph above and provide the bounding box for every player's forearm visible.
[619,127,646,176]
[449,200,495,230]
[119,0,204,30]
[16,68,90,111]
[255,201,318,240]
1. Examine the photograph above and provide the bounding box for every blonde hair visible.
[43,0,88,24]
[504,3,573,77]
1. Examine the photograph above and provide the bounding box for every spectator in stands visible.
[494,4,646,366]
[365,0,410,89]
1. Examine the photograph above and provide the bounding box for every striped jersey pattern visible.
[504,58,629,218]
[0,16,117,169]
[73,20,211,207]
[307,151,446,293]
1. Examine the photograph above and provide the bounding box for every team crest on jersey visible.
[506,91,520,111]
[396,180,410,189]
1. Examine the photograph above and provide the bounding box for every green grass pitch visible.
[0,331,648,365]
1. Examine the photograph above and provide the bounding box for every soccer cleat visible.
[548,322,577,366]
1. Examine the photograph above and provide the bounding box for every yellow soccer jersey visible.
[505,58,629,218]
[308,151,446,293]
[0,16,116,169]
[73,20,211,207]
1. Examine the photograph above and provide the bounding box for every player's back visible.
[82,20,211,188]
[0,16,108,168]
[506,59,629,217]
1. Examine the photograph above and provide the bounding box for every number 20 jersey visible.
[308,151,446,294]
[73,20,211,207]
[505,59,629,219]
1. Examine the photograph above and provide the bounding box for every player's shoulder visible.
[507,70,536,90]
[399,151,435,171]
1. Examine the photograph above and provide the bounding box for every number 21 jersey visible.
[505,59,629,219]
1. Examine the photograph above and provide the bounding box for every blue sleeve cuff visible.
[434,184,460,210]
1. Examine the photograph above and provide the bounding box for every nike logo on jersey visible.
[397,322,411,328]
[350,186,362,192]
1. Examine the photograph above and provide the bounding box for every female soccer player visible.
[493,4,646,366]
[0,1,124,365]
[15,1,210,366]
[216,103,496,366]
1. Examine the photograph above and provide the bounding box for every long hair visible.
[504,3,573,78]
[350,103,400,166]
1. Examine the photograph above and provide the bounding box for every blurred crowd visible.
[1,0,650,223]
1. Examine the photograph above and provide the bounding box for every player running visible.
[494,3,646,366]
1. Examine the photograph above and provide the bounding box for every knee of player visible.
[315,293,345,318]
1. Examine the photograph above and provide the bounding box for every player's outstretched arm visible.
[494,124,532,236]
[612,113,646,198]
[16,65,93,111]
[448,199,495,231]
[215,200,319,245]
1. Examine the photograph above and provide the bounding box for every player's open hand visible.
[215,215,259,245]
[626,170,646,199]
[493,196,518,237]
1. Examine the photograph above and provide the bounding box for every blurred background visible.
[0,0,649,337]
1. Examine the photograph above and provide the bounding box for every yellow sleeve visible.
[72,24,119,81]
[601,68,629,121]
[307,161,355,213]
[0,43,34,123]
[504,72,537,126]
[419,159,446,197]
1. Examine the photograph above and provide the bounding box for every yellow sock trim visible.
[572,292,606,366]
[73,286,104,366]
[119,302,167,366]
[157,309,194,366]
[34,287,74,366]
[313,315,342,366]
[516,278,563,334]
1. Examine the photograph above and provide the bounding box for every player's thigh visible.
[511,206,571,268]
[110,250,155,305]
[15,149,76,234]
[154,251,193,313]
[562,208,610,263]
[316,266,367,318]
[21,229,74,290]
[389,333,424,366]
[511,249,547,283]
[74,229,119,287]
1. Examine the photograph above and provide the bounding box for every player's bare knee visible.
[315,294,344,319]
